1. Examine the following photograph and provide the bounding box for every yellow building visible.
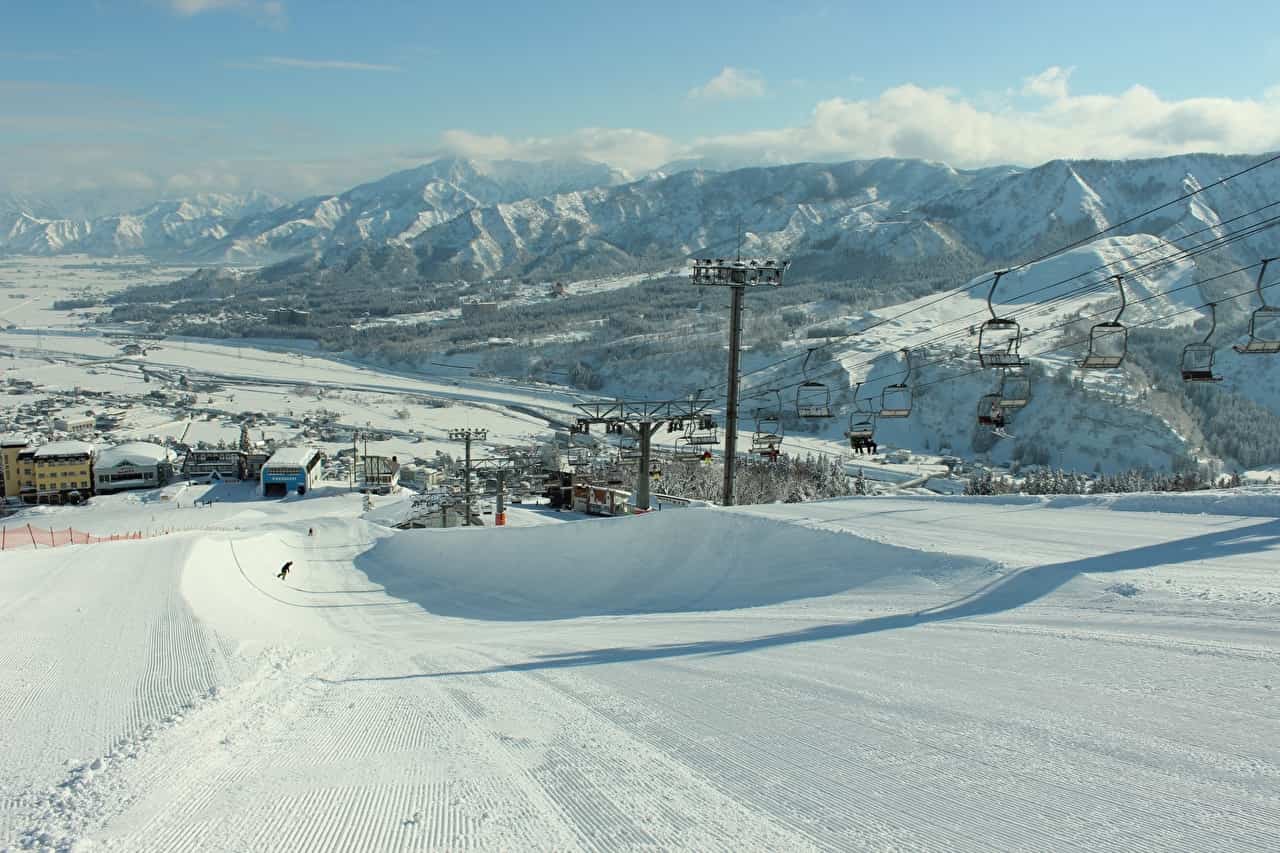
[17,441,95,505]
[1,435,30,500]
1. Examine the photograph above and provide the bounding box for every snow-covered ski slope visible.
[3,489,1278,851]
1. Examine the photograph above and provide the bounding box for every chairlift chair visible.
[1078,275,1129,369]
[977,270,1024,368]
[618,433,642,462]
[751,390,784,454]
[977,393,1006,429]
[683,417,718,446]
[998,366,1031,409]
[844,383,877,451]
[1181,302,1223,382]
[673,437,705,462]
[879,349,913,418]
[796,349,833,418]
[1234,258,1280,354]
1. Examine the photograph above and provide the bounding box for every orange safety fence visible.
[1,524,156,551]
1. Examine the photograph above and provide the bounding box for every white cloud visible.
[688,67,766,100]
[167,0,285,26]
[689,76,1280,170]
[259,56,400,72]
[1021,65,1074,99]
[5,67,1280,201]
[438,128,680,174]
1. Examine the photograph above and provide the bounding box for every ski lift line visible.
[723,199,1280,400]
[737,256,1278,408]
[704,158,1280,395]
[711,209,1275,408]
[751,210,1280,394]
[911,275,1280,396]
[754,255,1270,401]
[735,220,1280,404]
[737,253,1254,407]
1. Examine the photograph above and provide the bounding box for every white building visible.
[54,415,95,436]
[95,442,175,494]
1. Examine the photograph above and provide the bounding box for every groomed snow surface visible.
[2,489,1279,851]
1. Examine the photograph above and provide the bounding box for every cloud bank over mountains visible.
[3,66,1278,201]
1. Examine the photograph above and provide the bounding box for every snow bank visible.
[356,508,994,619]
[868,487,1280,518]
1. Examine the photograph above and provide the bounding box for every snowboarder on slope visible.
[277,561,293,580]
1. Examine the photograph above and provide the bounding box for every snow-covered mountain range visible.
[0,192,285,258]
[4,153,1279,282]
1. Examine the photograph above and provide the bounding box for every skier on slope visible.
[277,561,293,581]
[307,527,314,537]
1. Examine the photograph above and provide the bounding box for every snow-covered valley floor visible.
[2,491,1278,851]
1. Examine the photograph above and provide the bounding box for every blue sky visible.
[3,0,1279,199]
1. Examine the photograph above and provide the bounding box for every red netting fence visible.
[1,524,160,551]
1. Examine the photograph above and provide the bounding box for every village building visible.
[20,440,95,505]
[54,414,95,436]
[1,434,30,500]
[184,448,246,481]
[261,446,323,497]
[94,442,174,494]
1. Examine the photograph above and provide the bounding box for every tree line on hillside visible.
[965,466,1243,496]
[654,454,851,505]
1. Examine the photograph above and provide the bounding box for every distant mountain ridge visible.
[4,153,1279,281]
[0,191,285,258]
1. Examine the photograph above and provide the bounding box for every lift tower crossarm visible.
[571,397,716,510]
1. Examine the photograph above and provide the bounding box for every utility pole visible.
[350,431,358,492]
[572,397,713,511]
[448,428,487,526]
[690,255,788,505]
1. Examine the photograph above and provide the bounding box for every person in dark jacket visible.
[277,561,293,580]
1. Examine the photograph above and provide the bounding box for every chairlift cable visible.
[704,155,1280,395]
[720,197,1280,400]
[737,255,1277,413]
[736,218,1280,404]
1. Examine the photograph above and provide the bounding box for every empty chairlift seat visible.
[998,367,1031,408]
[977,270,1025,369]
[1182,302,1223,382]
[1234,258,1280,354]
[879,349,914,418]
[795,349,834,418]
[1078,275,1128,369]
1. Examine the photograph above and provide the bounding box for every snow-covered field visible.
[2,487,1277,851]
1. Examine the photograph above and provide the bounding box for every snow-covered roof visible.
[33,440,96,458]
[96,441,173,469]
[0,433,28,448]
[265,446,321,467]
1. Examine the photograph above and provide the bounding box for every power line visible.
[911,272,1280,396]
[738,214,1280,405]
[705,153,1280,396]
[723,265,1280,437]
[740,205,1280,401]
